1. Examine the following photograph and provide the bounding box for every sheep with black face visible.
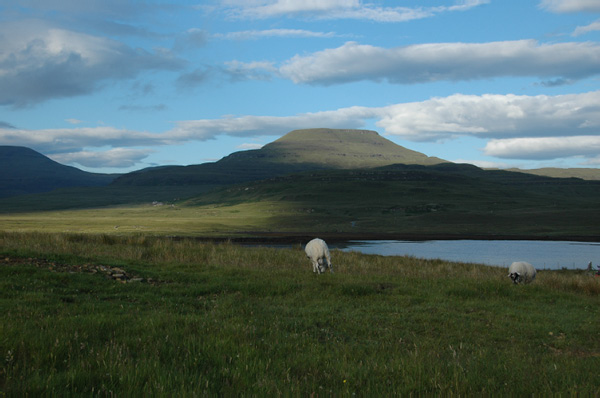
[305,238,333,274]
[508,261,536,284]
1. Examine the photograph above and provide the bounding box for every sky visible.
[1,0,599,174]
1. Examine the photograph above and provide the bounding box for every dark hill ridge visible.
[113,128,446,186]
[0,146,117,198]
[188,161,600,238]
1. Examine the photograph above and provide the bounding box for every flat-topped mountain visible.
[113,128,446,186]
[225,128,445,168]
[0,146,117,198]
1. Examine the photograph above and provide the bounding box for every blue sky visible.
[1,0,599,173]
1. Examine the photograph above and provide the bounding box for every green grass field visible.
[2,232,599,395]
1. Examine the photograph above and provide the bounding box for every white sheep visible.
[508,261,536,284]
[305,238,333,274]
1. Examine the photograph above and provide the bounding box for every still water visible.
[332,240,600,270]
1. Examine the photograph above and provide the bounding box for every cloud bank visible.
[277,40,600,85]
[2,91,598,167]
[0,21,185,107]
[484,136,600,160]
[51,148,154,168]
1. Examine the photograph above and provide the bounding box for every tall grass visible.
[1,232,599,395]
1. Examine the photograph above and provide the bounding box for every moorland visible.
[1,129,600,239]
[1,232,599,395]
[1,129,599,395]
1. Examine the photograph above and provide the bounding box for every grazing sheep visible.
[508,261,536,284]
[305,238,333,274]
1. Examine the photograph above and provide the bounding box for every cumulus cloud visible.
[50,148,154,168]
[0,21,185,107]
[484,136,600,160]
[540,0,600,13]
[375,91,600,141]
[224,0,488,21]
[278,40,600,85]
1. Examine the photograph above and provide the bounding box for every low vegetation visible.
[2,163,600,239]
[2,232,598,395]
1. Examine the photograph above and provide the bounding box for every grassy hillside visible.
[184,163,600,238]
[506,167,600,181]
[112,129,446,186]
[255,128,445,168]
[2,163,598,239]
[1,232,599,395]
[0,146,116,198]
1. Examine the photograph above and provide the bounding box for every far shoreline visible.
[170,232,600,244]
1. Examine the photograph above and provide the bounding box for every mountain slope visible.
[505,167,600,181]
[0,146,117,198]
[186,162,600,238]
[113,128,446,186]
[229,128,445,168]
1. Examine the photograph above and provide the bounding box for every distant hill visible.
[245,128,445,168]
[0,146,117,198]
[186,162,600,238]
[505,167,600,181]
[113,128,446,186]
[2,148,599,238]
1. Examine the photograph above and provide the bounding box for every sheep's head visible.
[508,271,521,284]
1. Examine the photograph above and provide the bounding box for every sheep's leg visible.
[317,258,324,274]
[312,260,320,273]
[325,254,333,273]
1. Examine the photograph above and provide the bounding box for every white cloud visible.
[50,148,154,168]
[236,143,264,150]
[278,40,600,85]
[572,19,600,36]
[2,91,599,166]
[0,126,167,154]
[540,0,600,13]
[484,136,600,159]
[214,29,338,40]
[454,159,512,169]
[375,91,600,141]
[224,0,488,21]
[0,21,185,107]
[166,107,378,139]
